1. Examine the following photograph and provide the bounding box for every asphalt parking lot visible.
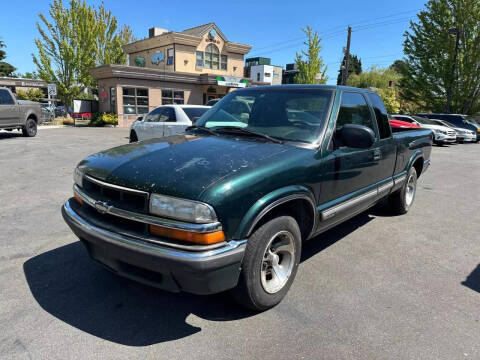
[1,127,479,360]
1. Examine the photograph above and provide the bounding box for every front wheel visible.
[232,216,301,311]
[129,130,138,143]
[388,167,417,215]
[22,118,37,137]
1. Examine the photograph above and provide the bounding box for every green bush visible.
[89,112,118,127]
[15,88,45,102]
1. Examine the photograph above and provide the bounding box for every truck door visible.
[318,91,381,225]
[0,89,19,126]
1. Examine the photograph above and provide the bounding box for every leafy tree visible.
[390,60,408,75]
[348,66,402,113]
[294,26,328,84]
[15,88,45,102]
[337,54,362,85]
[401,0,480,114]
[33,0,134,107]
[0,38,16,77]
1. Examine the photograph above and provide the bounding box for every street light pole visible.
[445,27,461,113]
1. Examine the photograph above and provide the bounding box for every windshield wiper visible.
[214,126,283,144]
[185,125,218,136]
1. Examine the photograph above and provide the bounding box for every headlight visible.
[149,194,218,223]
[74,167,84,187]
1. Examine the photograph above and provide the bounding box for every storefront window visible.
[196,51,204,67]
[122,87,149,114]
[167,48,174,65]
[221,55,227,70]
[162,89,184,104]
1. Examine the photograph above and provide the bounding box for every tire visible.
[22,117,37,137]
[388,166,417,215]
[129,130,138,143]
[232,216,302,311]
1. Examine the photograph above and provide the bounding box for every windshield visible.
[195,88,334,143]
[182,107,210,121]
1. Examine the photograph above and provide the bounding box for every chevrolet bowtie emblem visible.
[94,200,109,214]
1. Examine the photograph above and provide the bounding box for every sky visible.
[0,0,426,85]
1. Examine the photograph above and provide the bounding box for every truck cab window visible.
[336,92,376,134]
[0,89,15,105]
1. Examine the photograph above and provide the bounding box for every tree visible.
[33,0,134,107]
[294,26,328,84]
[0,38,16,77]
[401,0,480,114]
[348,66,402,113]
[16,88,45,102]
[337,54,362,85]
[390,60,408,75]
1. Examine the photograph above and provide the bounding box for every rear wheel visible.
[129,130,138,143]
[232,216,301,311]
[22,118,37,137]
[388,166,417,215]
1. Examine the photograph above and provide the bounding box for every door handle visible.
[373,149,381,161]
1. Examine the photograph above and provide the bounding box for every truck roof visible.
[240,84,376,92]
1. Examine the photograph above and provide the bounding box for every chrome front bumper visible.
[62,199,246,294]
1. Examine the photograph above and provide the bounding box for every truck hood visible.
[78,134,292,200]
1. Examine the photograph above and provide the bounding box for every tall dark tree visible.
[0,38,16,77]
[337,54,362,85]
[401,0,480,114]
[390,60,408,74]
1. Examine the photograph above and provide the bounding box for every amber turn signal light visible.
[74,192,83,205]
[149,224,225,245]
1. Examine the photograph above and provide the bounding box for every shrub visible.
[89,112,118,127]
[16,88,45,102]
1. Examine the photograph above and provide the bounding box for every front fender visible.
[234,185,317,239]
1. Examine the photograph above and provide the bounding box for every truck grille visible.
[82,175,149,214]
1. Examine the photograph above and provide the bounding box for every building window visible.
[167,48,174,65]
[221,55,227,70]
[257,73,260,81]
[122,88,149,114]
[204,44,219,69]
[162,89,184,104]
[196,51,204,67]
[264,72,271,77]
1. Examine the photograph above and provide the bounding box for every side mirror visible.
[136,116,144,122]
[191,117,201,124]
[336,124,375,149]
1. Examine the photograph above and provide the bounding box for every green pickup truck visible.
[62,85,432,310]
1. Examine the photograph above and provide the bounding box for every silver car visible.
[129,105,210,142]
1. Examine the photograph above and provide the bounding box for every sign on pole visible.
[47,84,57,96]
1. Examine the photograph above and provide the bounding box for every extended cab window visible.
[197,89,334,143]
[368,93,391,139]
[0,89,14,105]
[336,92,376,135]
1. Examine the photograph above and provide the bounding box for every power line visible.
[247,8,420,56]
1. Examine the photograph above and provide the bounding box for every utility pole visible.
[445,27,461,113]
[342,26,352,86]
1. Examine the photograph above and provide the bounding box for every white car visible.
[432,119,477,143]
[390,114,457,145]
[129,105,211,142]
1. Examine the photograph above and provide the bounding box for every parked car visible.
[0,87,41,137]
[129,105,211,142]
[54,105,72,117]
[62,85,432,311]
[431,119,476,143]
[40,103,55,123]
[390,114,456,145]
[389,119,420,129]
[206,98,221,106]
[416,113,479,143]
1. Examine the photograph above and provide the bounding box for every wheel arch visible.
[234,185,317,241]
[405,150,424,178]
